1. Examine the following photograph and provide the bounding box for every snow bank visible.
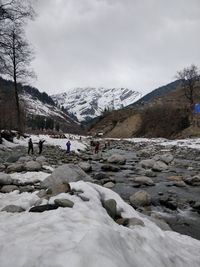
[0,134,87,152]
[0,181,200,267]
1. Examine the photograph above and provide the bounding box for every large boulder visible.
[0,173,13,185]
[107,154,126,165]
[25,161,42,171]
[152,161,168,172]
[7,163,24,173]
[78,162,92,172]
[139,159,155,169]
[0,185,18,193]
[47,181,71,196]
[41,164,92,190]
[129,190,151,208]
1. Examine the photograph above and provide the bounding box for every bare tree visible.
[176,64,200,107]
[0,0,35,133]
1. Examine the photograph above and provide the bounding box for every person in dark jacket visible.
[66,140,71,153]
[28,138,34,154]
[38,139,45,154]
[94,141,100,154]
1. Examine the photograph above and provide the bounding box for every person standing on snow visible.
[38,139,45,154]
[28,138,34,154]
[66,140,71,153]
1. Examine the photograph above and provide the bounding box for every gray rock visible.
[0,164,6,171]
[29,204,59,212]
[6,154,23,163]
[93,172,109,180]
[145,170,156,177]
[103,181,115,188]
[0,173,13,185]
[140,159,155,169]
[0,185,18,193]
[133,176,155,186]
[48,181,71,196]
[25,161,42,171]
[19,185,34,193]
[2,205,25,213]
[41,164,92,190]
[152,161,168,172]
[103,199,117,219]
[78,162,92,172]
[129,190,151,207]
[107,154,126,165]
[101,164,120,172]
[54,198,74,208]
[18,156,32,163]
[7,163,24,173]
[183,175,200,186]
[36,156,47,164]
[160,154,174,164]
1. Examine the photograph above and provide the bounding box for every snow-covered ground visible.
[0,134,87,152]
[0,176,200,267]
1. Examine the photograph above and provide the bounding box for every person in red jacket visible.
[94,141,100,154]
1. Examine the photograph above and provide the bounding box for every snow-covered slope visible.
[20,92,72,121]
[52,87,143,121]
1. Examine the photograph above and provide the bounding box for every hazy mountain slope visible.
[52,87,143,122]
[0,78,83,133]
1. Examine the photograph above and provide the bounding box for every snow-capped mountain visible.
[52,87,143,121]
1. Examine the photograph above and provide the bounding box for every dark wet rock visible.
[2,205,25,213]
[183,175,200,186]
[29,204,59,212]
[0,185,19,193]
[129,190,151,208]
[101,164,120,172]
[19,185,34,193]
[6,154,23,163]
[102,199,117,219]
[0,173,13,185]
[93,172,109,180]
[54,198,74,208]
[159,196,178,210]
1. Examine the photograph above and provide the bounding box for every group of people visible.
[28,138,73,155]
[28,138,45,155]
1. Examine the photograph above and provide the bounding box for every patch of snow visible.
[0,180,200,266]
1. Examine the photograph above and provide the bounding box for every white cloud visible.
[26,0,200,94]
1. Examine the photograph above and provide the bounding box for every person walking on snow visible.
[66,140,71,153]
[38,139,45,154]
[28,138,34,154]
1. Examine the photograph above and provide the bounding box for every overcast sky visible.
[26,0,200,95]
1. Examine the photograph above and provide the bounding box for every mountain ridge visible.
[52,87,143,122]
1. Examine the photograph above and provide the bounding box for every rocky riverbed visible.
[1,138,200,240]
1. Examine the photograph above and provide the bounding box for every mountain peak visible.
[52,87,143,121]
